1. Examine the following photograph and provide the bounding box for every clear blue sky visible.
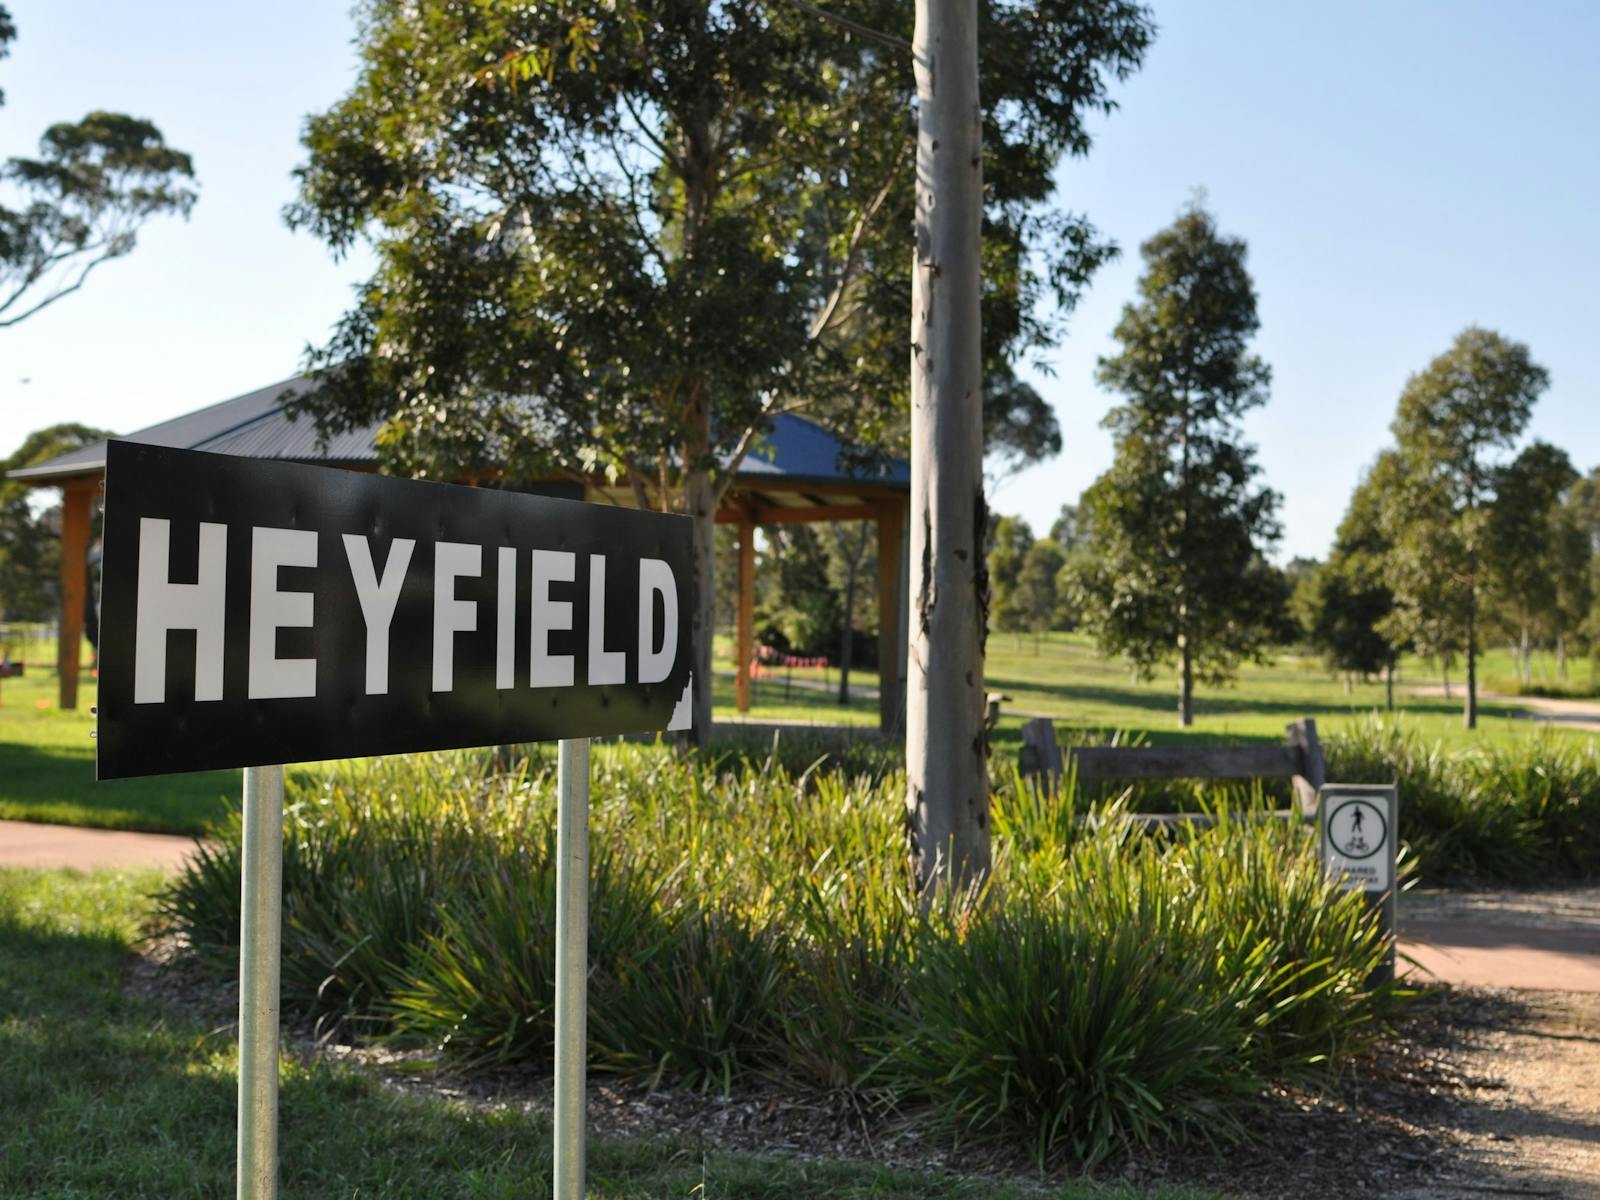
[3,1,1596,562]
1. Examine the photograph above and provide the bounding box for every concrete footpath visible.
[0,818,201,872]
[1399,886,1600,993]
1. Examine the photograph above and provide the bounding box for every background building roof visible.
[9,377,908,492]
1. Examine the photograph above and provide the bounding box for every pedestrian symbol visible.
[1327,797,1387,862]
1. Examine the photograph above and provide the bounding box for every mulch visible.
[125,933,1530,1198]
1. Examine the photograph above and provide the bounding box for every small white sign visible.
[1321,789,1393,893]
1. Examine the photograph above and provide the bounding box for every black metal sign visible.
[96,441,693,778]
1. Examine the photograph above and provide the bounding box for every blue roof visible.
[10,377,909,494]
[735,413,908,488]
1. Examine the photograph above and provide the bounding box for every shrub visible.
[160,744,1398,1166]
[1326,716,1600,885]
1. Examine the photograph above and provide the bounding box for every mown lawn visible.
[0,865,1206,1200]
[4,632,1587,836]
[0,668,240,833]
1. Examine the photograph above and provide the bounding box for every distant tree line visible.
[975,203,1596,730]
[1294,334,1596,723]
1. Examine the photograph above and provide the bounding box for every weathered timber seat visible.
[1018,716,1326,824]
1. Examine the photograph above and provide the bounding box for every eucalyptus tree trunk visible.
[1465,598,1479,731]
[906,0,990,894]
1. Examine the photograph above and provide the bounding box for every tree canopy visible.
[1067,202,1281,725]
[0,423,113,620]
[0,6,196,328]
[1300,451,1404,690]
[286,0,1154,730]
[1381,327,1548,727]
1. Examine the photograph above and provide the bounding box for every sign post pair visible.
[97,442,695,1199]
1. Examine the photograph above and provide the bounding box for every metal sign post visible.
[1319,783,1399,985]
[237,763,285,1200]
[553,738,591,1200]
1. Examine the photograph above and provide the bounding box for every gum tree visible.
[0,7,196,328]
[286,0,1153,745]
[1068,203,1282,726]
[1384,328,1548,729]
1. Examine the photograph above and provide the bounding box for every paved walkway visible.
[1409,684,1600,733]
[0,818,201,872]
[1399,887,1600,993]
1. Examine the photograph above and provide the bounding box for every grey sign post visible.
[95,441,694,1200]
[237,764,284,1200]
[554,737,590,1200]
[1319,783,1399,985]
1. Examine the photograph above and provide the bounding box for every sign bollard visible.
[1319,783,1398,985]
[554,737,591,1200]
[237,763,285,1200]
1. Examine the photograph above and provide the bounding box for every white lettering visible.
[496,546,516,689]
[342,534,414,695]
[133,518,227,704]
[529,549,575,687]
[637,558,678,684]
[588,555,626,686]
[432,541,481,692]
[248,527,319,699]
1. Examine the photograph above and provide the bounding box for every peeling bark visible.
[906,0,989,895]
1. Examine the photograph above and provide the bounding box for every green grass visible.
[0,865,1204,1199]
[6,631,1590,836]
[0,668,240,833]
[981,633,1591,751]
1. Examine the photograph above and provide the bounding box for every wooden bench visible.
[1018,717,1326,822]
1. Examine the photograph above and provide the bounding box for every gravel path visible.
[1394,990,1600,1199]
[1409,684,1600,732]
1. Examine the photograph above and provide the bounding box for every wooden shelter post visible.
[735,518,756,712]
[877,500,906,732]
[56,479,94,710]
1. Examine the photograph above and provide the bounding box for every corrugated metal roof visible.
[734,413,909,487]
[8,377,377,482]
[10,377,908,492]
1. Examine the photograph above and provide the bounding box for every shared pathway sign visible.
[96,440,695,1200]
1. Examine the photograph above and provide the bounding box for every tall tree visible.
[1549,491,1593,679]
[1302,451,1405,705]
[0,7,196,328]
[1484,441,1577,684]
[286,0,1154,743]
[1384,328,1548,728]
[827,520,874,703]
[985,514,1033,635]
[1049,502,1080,552]
[1067,203,1281,726]
[1014,537,1067,643]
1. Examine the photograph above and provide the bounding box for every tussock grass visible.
[160,745,1397,1167]
[1327,715,1600,884]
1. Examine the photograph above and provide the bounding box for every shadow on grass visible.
[0,738,236,835]
[987,674,1527,727]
